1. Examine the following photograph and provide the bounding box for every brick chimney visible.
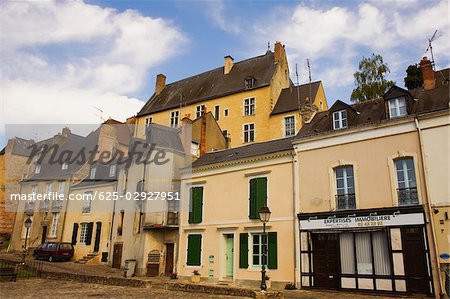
[155,74,166,95]
[200,108,207,156]
[224,55,234,75]
[419,57,436,90]
[274,41,285,63]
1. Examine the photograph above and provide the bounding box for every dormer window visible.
[90,167,96,180]
[333,110,347,130]
[245,77,255,89]
[61,162,68,170]
[35,164,41,174]
[388,97,407,118]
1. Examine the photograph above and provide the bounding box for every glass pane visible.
[340,233,355,274]
[355,232,373,274]
[373,231,391,275]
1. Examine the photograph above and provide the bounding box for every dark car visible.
[33,242,74,262]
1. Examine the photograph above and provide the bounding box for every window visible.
[196,105,205,118]
[170,111,179,127]
[249,177,267,219]
[395,158,418,205]
[243,232,277,269]
[189,187,203,224]
[82,192,93,213]
[190,142,199,157]
[284,116,295,137]
[186,234,202,266]
[224,109,229,116]
[118,210,124,236]
[223,130,228,138]
[333,110,347,130]
[388,97,407,118]
[58,182,65,195]
[145,117,152,128]
[244,123,255,143]
[339,231,391,276]
[42,183,52,210]
[79,223,89,244]
[109,164,116,177]
[89,167,96,180]
[214,106,220,121]
[50,212,60,237]
[335,166,355,210]
[245,78,255,89]
[252,234,264,266]
[62,162,68,170]
[244,98,255,116]
[35,164,41,174]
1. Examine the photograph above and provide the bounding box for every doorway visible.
[41,226,47,244]
[112,243,123,269]
[94,222,102,252]
[402,227,430,295]
[164,243,175,276]
[225,234,234,278]
[312,233,340,289]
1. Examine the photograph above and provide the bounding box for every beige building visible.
[294,64,449,297]
[134,42,327,148]
[178,137,296,288]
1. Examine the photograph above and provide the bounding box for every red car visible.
[33,242,74,262]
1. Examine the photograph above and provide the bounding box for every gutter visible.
[414,117,444,297]
[291,150,301,288]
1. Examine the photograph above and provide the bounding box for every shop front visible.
[298,206,434,296]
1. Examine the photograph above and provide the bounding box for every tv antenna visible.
[425,29,438,70]
[295,64,301,110]
[307,59,312,102]
[94,106,104,123]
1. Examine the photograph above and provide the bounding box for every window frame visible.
[251,233,264,268]
[388,97,407,119]
[185,233,203,268]
[395,157,419,206]
[61,162,68,170]
[284,115,296,137]
[49,212,60,237]
[109,164,116,177]
[82,192,93,213]
[89,167,96,180]
[334,165,356,210]
[243,97,255,116]
[243,123,255,143]
[196,105,206,118]
[332,110,348,130]
[35,164,41,174]
[170,110,180,128]
[79,223,89,244]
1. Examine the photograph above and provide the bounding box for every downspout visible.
[292,148,301,288]
[414,117,444,297]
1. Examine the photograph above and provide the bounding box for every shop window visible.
[395,158,418,205]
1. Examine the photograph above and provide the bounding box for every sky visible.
[1,0,449,148]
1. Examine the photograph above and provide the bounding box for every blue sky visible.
[1,0,449,147]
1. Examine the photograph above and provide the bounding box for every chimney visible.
[155,74,166,95]
[224,55,234,75]
[61,127,71,137]
[274,41,284,63]
[200,108,207,156]
[419,57,436,90]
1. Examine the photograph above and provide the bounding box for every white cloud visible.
[0,0,187,136]
[204,0,241,34]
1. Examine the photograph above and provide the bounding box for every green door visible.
[226,235,234,277]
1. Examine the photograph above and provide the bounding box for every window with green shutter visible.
[239,233,248,268]
[189,187,203,224]
[187,234,202,266]
[267,232,277,269]
[249,178,267,219]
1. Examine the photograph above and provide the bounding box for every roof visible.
[0,147,5,155]
[137,52,277,116]
[71,162,117,189]
[297,71,450,139]
[191,137,294,168]
[142,124,185,153]
[271,81,321,115]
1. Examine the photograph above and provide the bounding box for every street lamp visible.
[22,216,32,264]
[258,206,271,291]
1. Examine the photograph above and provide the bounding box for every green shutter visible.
[239,233,248,268]
[187,234,202,266]
[249,179,257,219]
[267,232,277,269]
[189,187,203,224]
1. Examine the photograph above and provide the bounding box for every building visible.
[293,63,449,296]
[134,42,327,148]
[178,137,296,288]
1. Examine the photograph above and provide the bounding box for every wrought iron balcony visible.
[398,187,419,206]
[336,193,356,210]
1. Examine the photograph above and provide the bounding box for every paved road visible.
[0,279,238,299]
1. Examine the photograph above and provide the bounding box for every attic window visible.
[333,110,347,130]
[245,77,255,89]
[388,97,407,119]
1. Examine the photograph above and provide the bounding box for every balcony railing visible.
[166,211,179,226]
[398,187,419,206]
[336,193,356,210]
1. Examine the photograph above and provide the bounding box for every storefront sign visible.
[299,212,424,230]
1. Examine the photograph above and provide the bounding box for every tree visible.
[350,54,395,103]
[404,64,423,90]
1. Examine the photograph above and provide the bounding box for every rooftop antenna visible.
[307,58,312,102]
[94,106,104,123]
[425,29,438,70]
[295,64,301,111]
[267,41,270,51]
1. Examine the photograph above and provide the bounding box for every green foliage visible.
[350,53,395,103]
[404,64,423,90]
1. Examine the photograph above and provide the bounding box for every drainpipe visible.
[292,148,301,288]
[414,117,444,297]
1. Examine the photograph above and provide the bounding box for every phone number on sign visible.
[93,191,180,201]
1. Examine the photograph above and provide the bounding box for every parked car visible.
[33,242,74,262]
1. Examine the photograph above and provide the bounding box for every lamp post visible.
[22,216,32,264]
[258,206,271,291]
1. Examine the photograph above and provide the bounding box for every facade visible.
[293,63,449,296]
[178,137,296,288]
[134,42,327,148]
